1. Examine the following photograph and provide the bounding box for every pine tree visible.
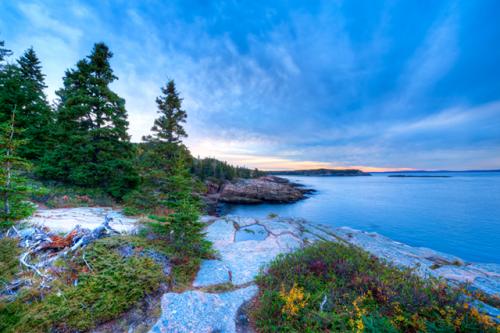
[39,43,138,197]
[143,80,187,144]
[14,47,54,161]
[0,108,34,229]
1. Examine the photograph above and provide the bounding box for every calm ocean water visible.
[224,172,500,264]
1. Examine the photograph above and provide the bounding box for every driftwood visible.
[2,215,120,294]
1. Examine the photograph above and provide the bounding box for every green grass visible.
[0,234,209,332]
[251,242,499,332]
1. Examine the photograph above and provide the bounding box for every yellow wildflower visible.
[279,283,308,317]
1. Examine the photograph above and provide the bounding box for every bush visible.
[251,242,499,332]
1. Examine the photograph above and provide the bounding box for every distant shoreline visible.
[388,175,451,178]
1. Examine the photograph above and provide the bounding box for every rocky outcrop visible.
[218,176,308,204]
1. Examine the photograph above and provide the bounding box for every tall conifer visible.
[40,43,137,197]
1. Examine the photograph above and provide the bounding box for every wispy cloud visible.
[1,0,499,170]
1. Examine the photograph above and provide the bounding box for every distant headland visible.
[267,168,371,176]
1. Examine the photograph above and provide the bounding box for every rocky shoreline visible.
[13,208,500,332]
[149,214,500,332]
[203,175,314,209]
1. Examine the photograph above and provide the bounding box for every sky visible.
[1,0,500,171]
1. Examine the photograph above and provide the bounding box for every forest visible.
[0,39,259,229]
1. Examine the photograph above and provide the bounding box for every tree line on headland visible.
[0,40,258,229]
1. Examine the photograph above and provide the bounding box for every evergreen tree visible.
[0,40,12,66]
[15,47,54,161]
[143,80,187,144]
[0,108,34,229]
[0,47,53,162]
[149,153,208,256]
[39,43,137,197]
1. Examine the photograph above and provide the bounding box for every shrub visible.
[251,242,499,332]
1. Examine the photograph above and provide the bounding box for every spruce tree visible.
[0,47,53,162]
[0,108,34,229]
[15,47,54,161]
[143,80,187,144]
[40,43,137,197]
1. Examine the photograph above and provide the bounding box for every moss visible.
[0,238,21,285]
[251,241,499,332]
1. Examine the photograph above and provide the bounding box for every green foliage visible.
[147,156,211,257]
[252,242,498,332]
[0,110,35,229]
[0,238,21,286]
[191,157,263,182]
[0,236,165,333]
[38,43,138,198]
[0,48,54,162]
[143,80,187,144]
[0,39,12,65]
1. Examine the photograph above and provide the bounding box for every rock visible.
[234,224,268,242]
[23,207,139,233]
[219,177,305,204]
[218,237,285,285]
[205,219,236,245]
[149,285,259,333]
[333,227,500,297]
[194,216,306,286]
[205,180,221,194]
[193,260,231,287]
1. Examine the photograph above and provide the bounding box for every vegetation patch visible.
[251,242,499,332]
[0,235,189,332]
[0,238,21,286]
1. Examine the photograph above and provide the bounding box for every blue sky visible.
[1,0,500,170]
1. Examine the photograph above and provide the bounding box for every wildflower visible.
[279,283,308,317]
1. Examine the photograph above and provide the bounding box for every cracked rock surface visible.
[150,215,500,333]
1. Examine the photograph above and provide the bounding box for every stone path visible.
[150,215,500,333]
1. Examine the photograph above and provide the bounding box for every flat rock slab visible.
[196,217,305,286]
[149,285,258,333]
[235,224,268,242]
[205,219,236,245]
[193,260,231,287]
[23,207,139,233]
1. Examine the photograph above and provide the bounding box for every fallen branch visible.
[20,249,46,278]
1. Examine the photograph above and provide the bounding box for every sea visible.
[223,172,500,264]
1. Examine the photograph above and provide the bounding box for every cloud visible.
[17,2,83,44]
[2,1,499,170]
